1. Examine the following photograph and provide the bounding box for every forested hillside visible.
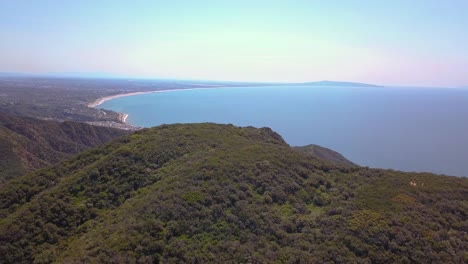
[0,113,128,181]
[0,124,466,263]
[294,144,356,167]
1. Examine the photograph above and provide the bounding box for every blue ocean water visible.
[100,85,468,177]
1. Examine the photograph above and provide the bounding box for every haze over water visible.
[100,85,468,177]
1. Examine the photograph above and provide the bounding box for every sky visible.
[1,0,467,87]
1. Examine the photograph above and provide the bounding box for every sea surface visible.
[100,85,468,177]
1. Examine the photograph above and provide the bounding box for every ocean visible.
[99,85,468,177]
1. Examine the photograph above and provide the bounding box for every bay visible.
[100,85,468,177]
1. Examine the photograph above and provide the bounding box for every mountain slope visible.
[0,113,128,181]
[0,124,466,263]
[294,144,355,167]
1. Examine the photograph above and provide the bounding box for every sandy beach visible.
[87,87,225,126]
[88,91,158,108]
[88,87,224,108]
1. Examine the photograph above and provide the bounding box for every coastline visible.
[88,87,223,108]
[88,91,157,108]
[87,87,225,128]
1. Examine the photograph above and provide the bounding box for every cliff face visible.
[0,123,466,263]
[0,113,128,181]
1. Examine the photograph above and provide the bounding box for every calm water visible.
[100,85,468,177]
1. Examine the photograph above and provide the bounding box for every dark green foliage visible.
[0,123,466,263]
[294,144,356,167]
[0,113,128,181]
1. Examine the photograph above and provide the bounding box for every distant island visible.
[302,80,383,87]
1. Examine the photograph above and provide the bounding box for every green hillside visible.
[0,123,466,263]
[294,144,356,167]
[0,113,128,181]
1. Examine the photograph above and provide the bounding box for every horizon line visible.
[0,71,465,89]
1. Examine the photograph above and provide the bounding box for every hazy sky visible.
[1,0,467,86]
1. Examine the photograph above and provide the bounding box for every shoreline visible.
[87,87,225,127]
[88,87,223,108]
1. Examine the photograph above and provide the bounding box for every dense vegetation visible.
[0,123,466,263]
[0,113,128,181]
[294,144,356,167]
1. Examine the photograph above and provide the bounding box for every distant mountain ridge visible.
[0,113,128,181]
[0,71,142,79]
[303,80,383,87]
[1,73,383,87]
[0,72,34,77]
